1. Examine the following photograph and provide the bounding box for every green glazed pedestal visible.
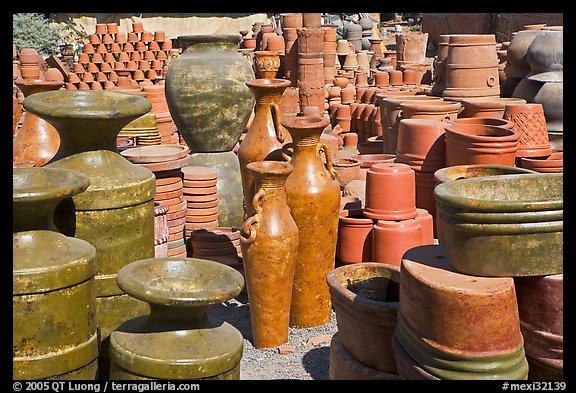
[23,90,156,378]
[109,257,245,380]
[13,167,99,380]
[434,173,563,276]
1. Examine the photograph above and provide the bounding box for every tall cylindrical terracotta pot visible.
[13,167,99,380]
[240,161,299,348]
[237,78,291,218]
[23,90,156,378]
[165,35,255,228]
[281,114,341,328]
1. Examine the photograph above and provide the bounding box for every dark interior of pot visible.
[346,277,399,303]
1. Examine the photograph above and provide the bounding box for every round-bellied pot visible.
[514,273,563,380]
[23,90,156,378]
[393,244,529,380]
[518,151,563,173]
[109,258,245,380]
[333,157,361,192]
[336,208,376,264]
[240,161,299,349]
[364,163,417,221]
[459,97,526,118]
[505,30,545,79]
[329,333,401,380]
[434,173,563,276]
[444,123,520,166]
[327,262,400,374]
[13,167,98,380]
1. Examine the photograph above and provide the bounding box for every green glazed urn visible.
[13,167,99,380]
[109,257,245,380]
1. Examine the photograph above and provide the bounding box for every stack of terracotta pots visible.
[153,201,169,257]
[296,15,325,116]
[322,24,338,85]
[180,166,220,241]
[188,227,243,274]
[141,84,179,144]
[65,22,172,91]
[121,144,192,258]
[395,31,433,85]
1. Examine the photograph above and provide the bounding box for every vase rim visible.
[13,167,90,204]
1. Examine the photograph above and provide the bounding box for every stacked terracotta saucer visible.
[188,227,243,274]
[180,166,220,240]
[121,144,192,257]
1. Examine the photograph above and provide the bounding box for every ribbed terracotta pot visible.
[364,163,417,221]
[450,116,514,129]
[518,151,563,173]
[434,173,563,276]
[395,119,446,173]
[444,123,520,166]
[329,333,401,380]
[514,273,563,380]
[394,244,529,380]
[336,209,376,264]
[399,100,462,123]
[327,262,400,373]
[459,97,526,118]
[502,103,552,158]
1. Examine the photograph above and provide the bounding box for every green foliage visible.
[58,18,89,46]
[13,13,61,57]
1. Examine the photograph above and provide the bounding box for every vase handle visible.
[281,143,294,163]
[318,143,337,180]
[271,102,286,143]
[240,189,265,245]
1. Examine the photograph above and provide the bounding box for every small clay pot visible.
[503,103,552,158]
[518,151,563,173]
[364,163,417,221]
[372,218,423,266]
[336,209,376,264]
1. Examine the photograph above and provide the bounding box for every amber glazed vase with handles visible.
[240,160,299,348]
[237,78,291,218]
[281,114,341,328]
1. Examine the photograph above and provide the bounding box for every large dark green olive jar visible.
[13,167,99,380]
[165,35,255,228]
[23,90,157,377]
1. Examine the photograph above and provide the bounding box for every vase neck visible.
[13,201,59,233]
[252,86,287,106]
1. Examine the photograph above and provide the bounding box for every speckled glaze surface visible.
[109,257,244,380]
[165,35,255,153]
[13,167,98,380]
[434,173,563,276]
[281,114,341,328]
[240,161,299,348]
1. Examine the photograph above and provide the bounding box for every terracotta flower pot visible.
[450,116,514,129]
[327,262,400,373]
[394,244,529,380]
[459,97,527,118]
[399,100,462,123]
[514,273,563,380]
[336,209,376,264]
[329,333,401,380]
[444,123,520,166]
[364,163,417,221]
[351,153,396,180]
[518,151,563,173]
[372,218,423,267]
[434,173,563,276]
[395,119,446,173]
[333,157,361,191]
[503,103,552,158]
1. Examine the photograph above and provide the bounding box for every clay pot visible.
[333,157,361,191]
[336,209,375,264]
[13,79,65,167]
[444,123,520,166]
[327,263,400,373]
[329,333,401,380]
[109,258,244,379]
[533,81,562,137]
[253,51,281,78]
[238,78,291,217]
[395,32,428,64]
[450,116,514,129]
[281,114,341,328]
[240,161,299,349]
[395,119,446,173]
[394,244,529,380]
[503,103,552,158]
[364,163,417,221]
[525,31,563,83]
[281,13,303,29]
[514,273,563,380]
[399,100,462,123]
[434,164,537,185]
[460,97,527,118]
[434,173,563,276]
[518,151,563,173]
[13,167,98,380]
[372,218,423,267]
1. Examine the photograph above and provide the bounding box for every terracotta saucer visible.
[157,195,185,206]
[167,232,185,243]
[185,199,219,209]
[186,206,219,216]
[185,220,219,232]
[185,212,220,223]
[154,189,184,200]
[183,193,218,203]
[155,181,183,194]
[166,207,187,221]
[137,154,193,172]
[183,178,218,188]
[183,185,218,195]
[167,216,187,228]
[168,223,185,235]
[166,199,187,214]
[121,144,189,163]
[181,165,218,181]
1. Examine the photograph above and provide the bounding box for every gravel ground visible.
[210,288,339,380]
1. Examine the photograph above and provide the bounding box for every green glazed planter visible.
[433,164,537,185]
[23,90,157,377]
[434,173,563,276]
[109,257,245,380]
[13,167,99,380]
